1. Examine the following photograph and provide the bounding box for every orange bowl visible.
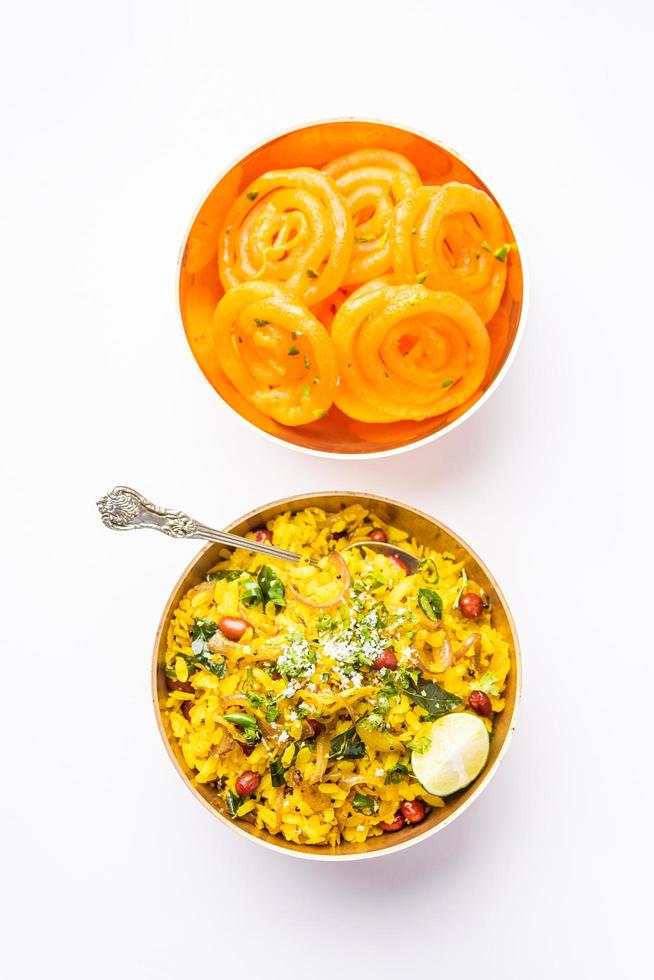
[178,119,527,459]
[153,492,521,860]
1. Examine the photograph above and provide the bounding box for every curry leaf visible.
[270,758,287,787]
[408,677,462,718]
[241,578,263,607]
[329,724,366,760]
[193,649,226,677]
[257,565,286,609]
[191,617,217,655]
[225,789,242,817]
[418,588,443,621]
[190,618,225,675]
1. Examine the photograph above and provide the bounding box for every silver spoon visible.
[340,539,420,573]
[96,486,317,565]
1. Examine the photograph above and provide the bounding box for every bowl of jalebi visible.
[154,492,521,860]
[179,119,527,457]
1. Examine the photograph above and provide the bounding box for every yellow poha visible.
[163,505,511,846]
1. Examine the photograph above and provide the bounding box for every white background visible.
[1,2,650,977]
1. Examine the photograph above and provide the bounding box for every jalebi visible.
[219,168,353,305]
[391,182,509,322]
[331,280,490,422]
[211,281,338,426]
[323,149,421,286]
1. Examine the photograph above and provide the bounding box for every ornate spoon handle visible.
[96,486,311,565]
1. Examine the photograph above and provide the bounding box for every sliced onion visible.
[273,786,285,833]
[210,734,235,756]
[336,774,384,789]
[417,630,452,673]
[454,633,481,660]
[310,730,330,784]
[221,694,250,706]
[289,552,351,609]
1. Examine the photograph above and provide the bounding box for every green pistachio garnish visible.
[493,243,511,261]
[246,190,258,201]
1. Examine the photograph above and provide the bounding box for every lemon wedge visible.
[411,712,490,796]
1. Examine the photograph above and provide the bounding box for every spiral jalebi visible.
[211,281,338,426]
[219,168,353,305]
[323,149,421,286]
[331,280,490,422]
[391,182,509,323]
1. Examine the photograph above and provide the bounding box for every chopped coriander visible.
[313,376,320,385]
[303,355,311,370]
[223,712,260,743]
[254,318,269,327]
[264,698,280,722]
[416,271,428,284]
[494,243,511,261]
[206,569,244,582]
[476,671,500,696]
[359,571,386,592]
[481,241,493,253]
[277,632,316,678]
[301,385,310,396]
[288,345,300,356]
[354,235,373,243]
[408,735,431,754]
[359,713,386,732]
[306,268,318,278]
[246,190,258,201]
[441,379,454,388]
